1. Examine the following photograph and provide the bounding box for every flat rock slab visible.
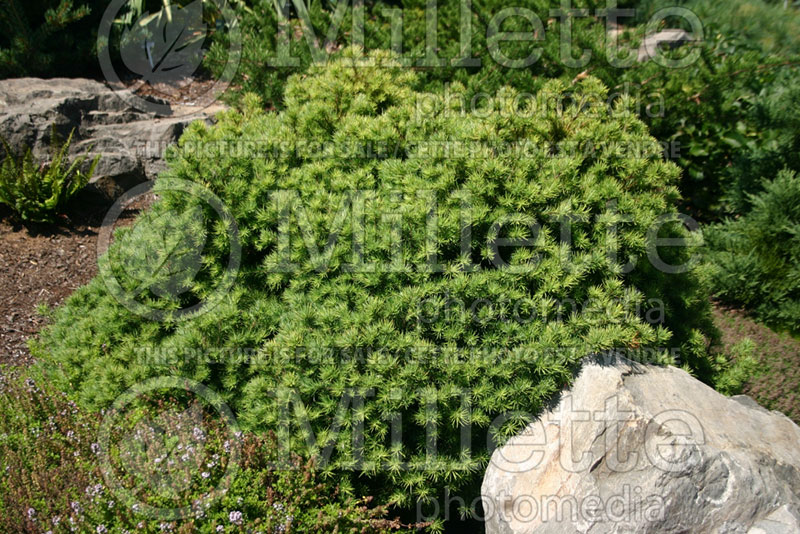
[482,356,800,534]
[0,78,220,201]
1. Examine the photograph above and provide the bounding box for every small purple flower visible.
[216,526,224,533]
[96,525,107,534]
[25,378,38,392]
[27,507,36,521]
[91,443,100,455]
[201,471,210,479]
[85,483,104,499]
[229,510,243,525]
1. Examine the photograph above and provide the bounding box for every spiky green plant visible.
[0,129,99,223]
[37,49,714,523]
[703,169,800,332]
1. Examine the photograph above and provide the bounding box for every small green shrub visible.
[0,369,419,534]
[712,305,800,423]
[0,129,99,223]
[711,337,759,396]
[703,169,800,332]
[38,50,714,520]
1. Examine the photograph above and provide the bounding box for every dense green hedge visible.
[37,50,715,517]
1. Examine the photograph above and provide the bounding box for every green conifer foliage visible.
[704,169,800,332]
[37,49,713,510]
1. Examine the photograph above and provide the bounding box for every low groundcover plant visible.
[0,369,419,533]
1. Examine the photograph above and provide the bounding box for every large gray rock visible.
[0,78,218,200]
[482,357,800,534]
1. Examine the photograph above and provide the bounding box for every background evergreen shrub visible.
[703,169,800,333]
[0,0,103,78]
[38,50,714,519]
[625,0,800,55]
[724,68,800,213]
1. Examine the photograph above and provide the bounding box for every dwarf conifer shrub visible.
[38,49,714,516]
[207,0,800,221]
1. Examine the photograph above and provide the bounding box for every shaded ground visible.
[713,304,800,423]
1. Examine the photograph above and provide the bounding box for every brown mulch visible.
[0,196,150,365]
[122,76,232,117]
[0,210,97,365]
[713,304,800,423]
